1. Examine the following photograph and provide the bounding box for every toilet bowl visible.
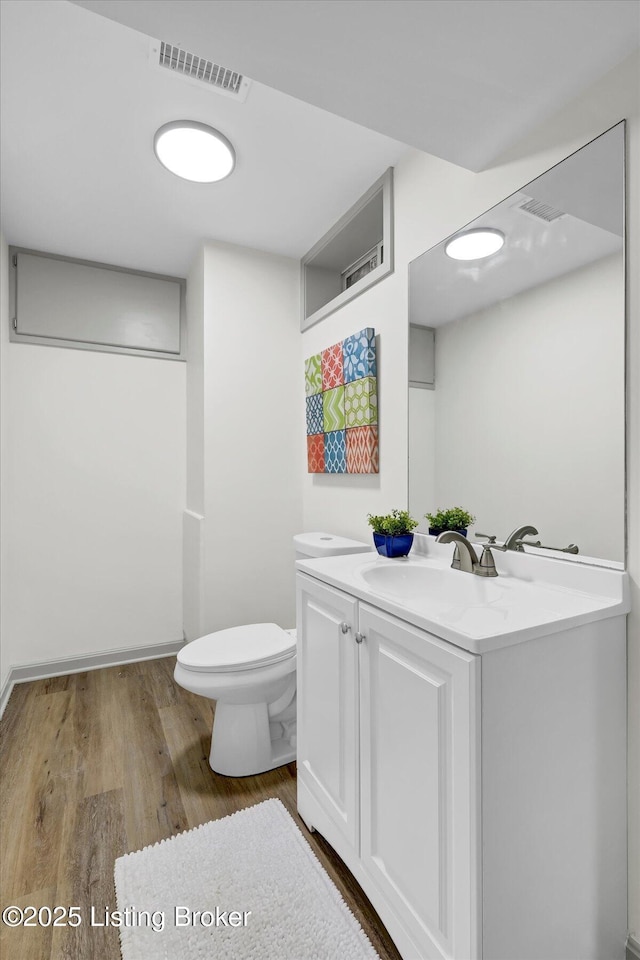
[174,532,371,777]
[175,623,297,777]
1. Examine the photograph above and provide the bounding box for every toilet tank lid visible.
[294,532,371,557]
[177,623,295,672]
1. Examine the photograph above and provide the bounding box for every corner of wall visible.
[186,246,205,518]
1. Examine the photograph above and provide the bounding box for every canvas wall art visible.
[305,327,378,474]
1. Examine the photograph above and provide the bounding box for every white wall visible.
[433,254,624,560]
[0,236,10,689]
[625,67,640,950]
[184,240,303,637]
[301,53,639,941]
[301,266,409,539]
[0,261,186,686]
[408,386,436,523]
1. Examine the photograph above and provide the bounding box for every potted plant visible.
[425,506,476,538]
[367,509,419,558]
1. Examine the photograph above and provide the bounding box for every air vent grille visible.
[516,197,566,223]
[154,41,250,100]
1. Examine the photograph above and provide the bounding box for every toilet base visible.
[209,700,296,777]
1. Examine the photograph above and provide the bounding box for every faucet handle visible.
[517,539,579,555]
[475,532,507,552]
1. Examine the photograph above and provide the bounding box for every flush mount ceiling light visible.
[153,120,235,182]
[444,228,505,261]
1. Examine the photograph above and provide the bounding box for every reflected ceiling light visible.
[444,228,505,261]
[153,121,235,183]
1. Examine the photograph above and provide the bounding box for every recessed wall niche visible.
[301,169,393,331]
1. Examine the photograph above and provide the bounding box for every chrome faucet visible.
[436,530,499,577]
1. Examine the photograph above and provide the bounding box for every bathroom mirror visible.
[408,123,625,565]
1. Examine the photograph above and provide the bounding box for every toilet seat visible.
[177,623,296,673]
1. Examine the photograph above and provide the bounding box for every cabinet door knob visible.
[340,621,351,634]
[355,632,365,644]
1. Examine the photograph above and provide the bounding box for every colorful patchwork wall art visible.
[305,327,378,474]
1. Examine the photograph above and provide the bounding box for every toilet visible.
[174,532,371,777]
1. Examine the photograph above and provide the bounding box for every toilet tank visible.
[293,532,371,562]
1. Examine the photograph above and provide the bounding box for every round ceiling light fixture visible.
[153,120,236,183]
[444,228,505,261]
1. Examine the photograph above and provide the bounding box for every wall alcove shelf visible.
[301,169,394,331]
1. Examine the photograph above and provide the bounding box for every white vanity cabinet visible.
[295,567,627,960]
[296,573,480,960]
[296,575,360,854]
[358,603,479,960]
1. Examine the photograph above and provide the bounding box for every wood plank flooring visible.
[0,657,402,960]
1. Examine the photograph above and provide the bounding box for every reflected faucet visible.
[504,525,539,551]
[476,525,579,558]
[436,531,499,577]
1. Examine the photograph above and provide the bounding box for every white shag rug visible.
[114,798,380,960]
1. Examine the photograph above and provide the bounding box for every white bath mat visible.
[114,798,380,960]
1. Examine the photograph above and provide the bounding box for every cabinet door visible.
[359,604,480,960]
[296,574,360,851]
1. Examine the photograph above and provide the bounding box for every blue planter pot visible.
[373,532,414,558]
[429,527,467,538]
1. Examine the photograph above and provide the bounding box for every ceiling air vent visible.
[515,196,566,223]
[149,40,251,102]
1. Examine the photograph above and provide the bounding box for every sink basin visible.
[359,561,503,604]
[352,554,624,647]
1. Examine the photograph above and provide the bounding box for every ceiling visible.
[0,0,406,277]
[71,0,640,171]
[1,0,638,278]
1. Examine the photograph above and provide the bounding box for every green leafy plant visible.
[425,506,476,533]
[367,509,419,536]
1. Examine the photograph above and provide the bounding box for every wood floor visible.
[0,656,402,960]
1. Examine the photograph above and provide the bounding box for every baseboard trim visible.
[0,638,184,720]
[628,934,640,960]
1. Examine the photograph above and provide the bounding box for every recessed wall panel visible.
[11,250,184,359]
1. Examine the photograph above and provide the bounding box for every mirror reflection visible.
[408,123,625,565]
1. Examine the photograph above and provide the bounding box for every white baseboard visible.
[628,934,640,960]
[0,638,184,720]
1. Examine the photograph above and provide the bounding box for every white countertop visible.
[296,545,629,654]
